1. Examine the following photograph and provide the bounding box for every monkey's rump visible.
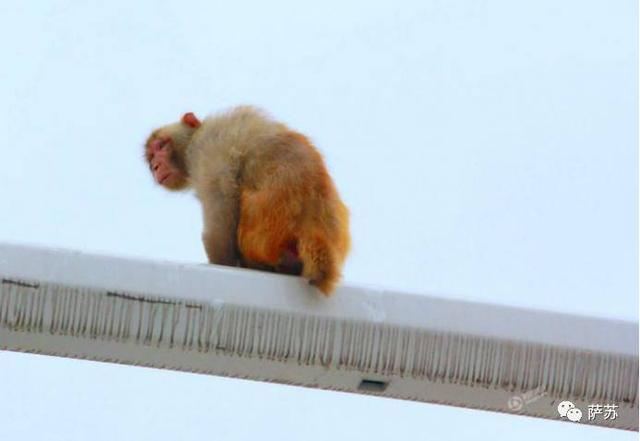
[236,133,350,294]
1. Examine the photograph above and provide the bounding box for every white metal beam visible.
[0,243,637,430]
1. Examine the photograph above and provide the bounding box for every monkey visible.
[144,106,350,295]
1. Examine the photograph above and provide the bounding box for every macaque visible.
[144,106,350,295]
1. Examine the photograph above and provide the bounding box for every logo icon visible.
[507,396,524,411]
[557,401,575,418]
[557,401,583,423]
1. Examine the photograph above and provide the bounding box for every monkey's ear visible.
[182,112,201,128]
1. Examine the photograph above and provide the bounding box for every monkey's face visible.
[144,112,201,191]
[144,131,189,191]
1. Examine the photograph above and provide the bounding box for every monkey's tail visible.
[297,199,350,296]
[298,232,341,296]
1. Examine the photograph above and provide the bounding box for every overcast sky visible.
[0,1,637,440]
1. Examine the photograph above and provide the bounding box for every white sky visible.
[0,1,637,440]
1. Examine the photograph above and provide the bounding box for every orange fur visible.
[237,132,350,294]
[144,107,350,295]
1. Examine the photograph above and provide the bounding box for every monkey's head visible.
[144,112,201,191]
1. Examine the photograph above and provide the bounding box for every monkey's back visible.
[187,106,283,192]
[188,106,335,202]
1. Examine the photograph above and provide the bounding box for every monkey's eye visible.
[148,138,168,153]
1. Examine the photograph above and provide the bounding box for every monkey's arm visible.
[201,189,240,267]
